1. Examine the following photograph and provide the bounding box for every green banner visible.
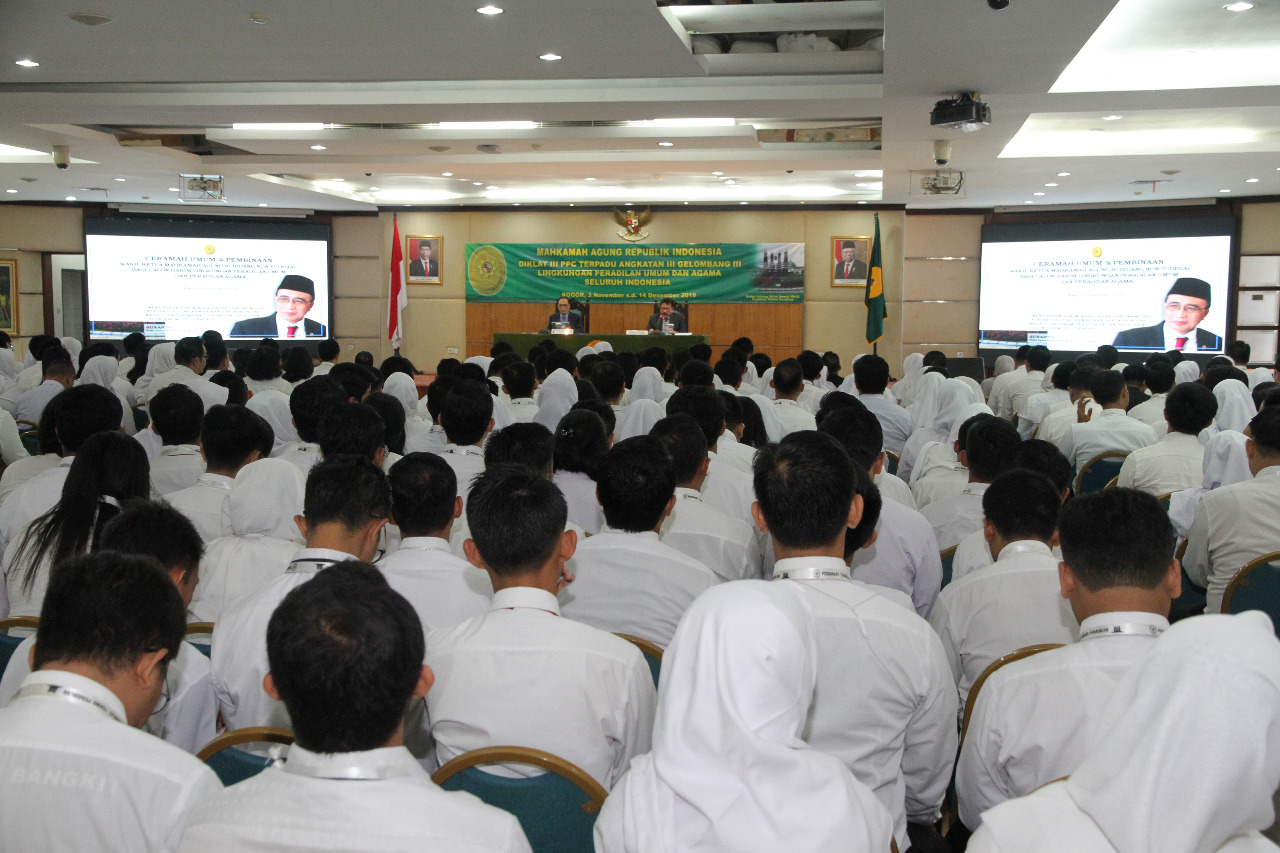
[465,242,805,303]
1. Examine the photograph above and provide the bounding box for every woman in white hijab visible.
[911,401,992,487]
[616,399,663,441]
[463,355,493,375]
[958,375,985,405]
[968,612,1280,853]
[982,354,1015,399]
[134,341,176,400]
[58,336,82,365]
[1167,430,1252,537]
[897,375,963,481]
[1174,360,1202,385]
[906,370,947,424]
[189,458,305,623]
[245,389,299,452]
[576,345,597,361]
[533,368,578,433]
[594,581,894,853]
[759,366,776,400]
[1212,378,1256,434]
[78,354,137,436]
[382,372,432,449]
[629,366,665,404]
[892,353,926,406]
[0,349,18,384]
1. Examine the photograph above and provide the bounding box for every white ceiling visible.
[0,0,1276,212]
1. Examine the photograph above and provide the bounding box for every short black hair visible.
[379,356,416,379]
[796,350,824,382]
[436,357,461,376]
[1075,354,1104,370]
[731,336,754,355]
[1227,340,1251,365]
[201,404,274,470]
[853,354,890,395]
[317,402,385,462]
[290,376,347,443]
[815,391,865,425]
[597,436,676,532]
[772,359,804,396]
[1005,439,1073,494]
[545,349,578,377]
[1090,370,1126,406]
[1165,382,1218,435]
[1058,489,1175,590]
[282,346,314,383]
[817,405,883,472]
[55,385,123,453]
[33,551,184,674]
[267,562,424,753]
[1249,405,1280,455]
[440,381,493,446]
[591,361,626,401]
[501,362,536,399]
[96,500,204,579]
[1069,365,1099,392]
[649,414,708,485]
[363,392,405,455]
[571,399,616,435]
[485,422,555,475]
[317,339,340,361]
[467,464,567,574]
[122,332,145,356]
[964,414,1021,481]
[1122,364,1147,386]
[208,370,248,406]
[713,358,744,389]
[150,383,204,446]
[982,469,1061,542]
[737,396,769,449]
[718,390,743,432]
[665,385,725,449]
[41,358,74,383]
[844,463,882,557]
[1026,345,1052,372]
[202,331,226,370]
[754,431,855,549]
[1050,360,1076,391]
[689,342,713,364]
[388,452,456,536]
[246,346,282,381]
[553,409,610,479]
[174,336,205,366]
[304,455,390,531]
[1144,363,1176,394]
[924,350,949,368]
[1095,344,1119,368]
[354,351,374,367]
[1203,365,1250,391]
[748,353,772,377]
[1254,382,1279,410]
[678,360,714,388]
[330,362,374,401]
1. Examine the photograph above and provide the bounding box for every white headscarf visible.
[0,349,18,382]
[78,354,133,434]
[1212,378,1256,433]
[593,341,613,354]
[1249,367,1273,390]
[743,359,759,389]
[576,346,597,361]
[893,353,926,405]
[630,367,664,404]
[616,399,663,441]
[223,458,306,541]
[464,355,493,374]
[1042,364,1058,391]
[1174,361,1201,385]
[910,402,992,486]
[246,389,298,449]
[1062,613,1280,853]
[1167,430,1251,536]
[746,393,785,443]
[992,354,1016,378]
[382,373,422,421]
[906,372,950,429]
[759,367,777,401]
[596,581,893,853]
[533,368,577,432]
[958,376,985,405]
[135,342,176,398]
[58,336,82,362]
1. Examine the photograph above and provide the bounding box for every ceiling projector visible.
[930,94,991,132]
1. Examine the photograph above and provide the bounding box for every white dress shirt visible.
[1059,408,1157,473]
[772,398,817,435]
[146,365,230,411]
[403,423,447,455]
[179,743,531,853]
[425,586,656,789]
[0,639,218,756]
[14,379,64,425]
[859,393,915,456]
[212,548,359,731]
[921,482,991,551]
[912,465,969,511]
[134,425,164,460]
[441,444,486,499]
[988,366,1025,420]
[1017,389,1068,439]
[951,530,1063,585]
[1006,370,1046,421]
[927,540,1079,710]
[850,498,944,619]
[774,558,958,850]
[1036,398,1100,448]
[150,444,206,497]
[506,397,539,423]
[0,457,72,557]
[0,453,59,505]
[1115,431,1204,496]
[875,469,917,509]
[659,487,761,582]
[164,473,234,543]
[1184,465,1280,614]
[714,430,756,474]
[552,470,605,535]
[1126,391,1169,427]
[244,376,294,398]
[375,536,492,634]
[0,669,221,853]
[955,610,1167,830]
[561,528,720,648]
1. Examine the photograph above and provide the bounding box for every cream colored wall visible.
[901,213,983,370]
[1242,203,1280,254]
[0,206,82,357]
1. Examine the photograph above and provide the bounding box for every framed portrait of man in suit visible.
[406,236,443,284]
[832,236,871,287]
[0,260,16,334]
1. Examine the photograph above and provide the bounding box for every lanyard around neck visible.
[16,682,124,724]
[1078,621,1165,642]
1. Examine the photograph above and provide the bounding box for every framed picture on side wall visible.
[832,236,871,287]
[0,260,17,333]
[406,235,443,284]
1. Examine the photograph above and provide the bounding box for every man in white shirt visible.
[1126,360,1175,427]
[756,431,957,853]
[988,346,1028,421]
[666,385,759,529]
[181,561,530,853]
[166,405,272,542]
[501,361,539,423]
[652,414,761,581]
[1006,345,1051,424]
[212,456,389,731]
[1035,365,1102,449]
[428,465,656,789]
[561,435,720,648]
[1184,405,1280,614]
[714,390,757,474]
[1116,381,1215,496]
[1059,369,1158,474]
[311,337,340,375]
[771,358,818,435]
[377,452,491,634]
[591,360,627,430]
[272,375,346,475]
[149,384,207,497]
[956,487,1178,831]
[0,551,221,851]
[439,380,493,500]
[1017,361,1072,440]
[14,356,73,425]
[796,350,830,414]
[146,336,229,412]
[928,469,1078,710]
[852,354,914,456]
[922,415,1022,551]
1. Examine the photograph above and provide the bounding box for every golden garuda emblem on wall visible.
[613,207,652,242]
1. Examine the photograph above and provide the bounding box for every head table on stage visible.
[492,332,709,358]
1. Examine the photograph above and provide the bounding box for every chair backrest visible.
[940,545,958,589]
[15,420,39,456]
[0,616,39,679]
[960,643,1063,745]
[185,621,214,658]
[884,450,900,476]
[614,633,663,688]
[1074,451,1129,494]
[432,746,607,853]
[1222,552,1280,635]
[1155,492,1173,512]
[197,726,294,787]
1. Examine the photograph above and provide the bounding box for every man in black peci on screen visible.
[1112,277,1222,352]
[229,275,327,339]
[646,298,688,334]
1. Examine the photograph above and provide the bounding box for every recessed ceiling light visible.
[259,203,268,207]
[1057,172,1071,177]
[1044,182,1058,187]
[584,177,596,181]
[1246,178,1260,183]
[684,201,689,205]
[724,180,736,185]
[739,201,748,205]
[369,186,380,190]
[4,189,16,194]
[1220,188,1232,193]
[1224,2,1253,10]
[477,5,503,14]
[513,203,520,206]
[1102,115,1124,121]
[1034,192,1046,196]
[250,12,270,24]
[114,177,126,182]
[711,171,724,176]
[857,201,867,204]
[331,178,344,182]
[1024,200,1034,204]
[15,59,40,69]
[486,186,498,189]
[472,181,482,186]
[65,196,76,201]
[539,53,561,61]
[658,141,674,147]
[442,172,453,177]
[168,187,179,192]
[310,145,326,150]
[232,123,328,131]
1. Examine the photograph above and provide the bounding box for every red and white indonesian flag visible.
[388,215,407,349]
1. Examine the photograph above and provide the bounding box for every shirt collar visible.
[597,525,660,541]
[720,430,739,445]
[19,669,128,722]
[396,536,451,553]
[1078,611,1169,635]
[1256,465,1280,480]
[283,744,420,781]
[196,472,235,489]
[674,486,702,501]
[38,379,63,390]
[489,586,561,615]
[772,556,849,579]
[995,539,1054,561]
[290,547,360,568]
[1164,431,1203,446]
[961,482,992,496]
[443,443,484,456]
[774,399,800,408]
[158,443,202,456]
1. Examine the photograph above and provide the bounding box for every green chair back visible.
[1075,453,1127,494]
[1223,555,1280,637]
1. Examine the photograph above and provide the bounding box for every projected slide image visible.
[979,234,1230,353]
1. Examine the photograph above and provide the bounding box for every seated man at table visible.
[646,298,688,334]
[546,296,584,333]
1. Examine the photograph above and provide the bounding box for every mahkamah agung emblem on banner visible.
[613,207,652,242]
